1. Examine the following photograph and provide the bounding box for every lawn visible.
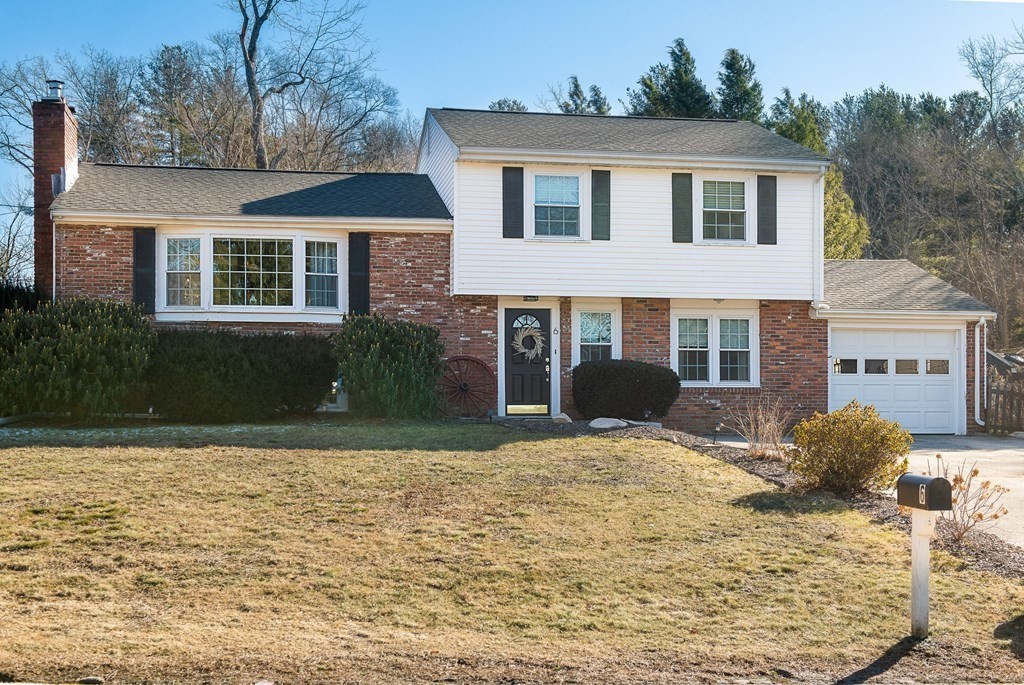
[0,422,1021,684]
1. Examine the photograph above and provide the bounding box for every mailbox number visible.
[919,484,927,506]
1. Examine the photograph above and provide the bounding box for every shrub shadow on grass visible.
[995,614,1024,659]
[0,420,566,453]
[731,489,851,516]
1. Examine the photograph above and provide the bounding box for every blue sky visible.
[2,0,1024,187]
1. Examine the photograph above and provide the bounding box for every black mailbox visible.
[897,474,952,511]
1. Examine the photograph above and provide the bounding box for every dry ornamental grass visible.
[0,422,1021,684]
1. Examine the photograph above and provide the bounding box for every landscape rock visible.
[78,678,104,685]
[589,417,629,429]
[624,419,662,428]
[551,413,572,424]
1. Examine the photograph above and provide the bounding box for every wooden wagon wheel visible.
[439,355,497,418]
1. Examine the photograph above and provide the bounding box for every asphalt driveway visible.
[907,434,1024,548]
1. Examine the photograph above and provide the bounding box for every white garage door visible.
[829,327,961,434]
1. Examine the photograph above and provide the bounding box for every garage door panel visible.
[829,326,960,434]
[893,385,921,402]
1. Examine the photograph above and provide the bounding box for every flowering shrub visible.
[789,401,912,495]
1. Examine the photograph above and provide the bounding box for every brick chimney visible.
[32,79,78,298]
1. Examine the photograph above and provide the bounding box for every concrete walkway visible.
[717,433,1024,548]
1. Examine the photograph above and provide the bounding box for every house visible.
[32,81,995,434]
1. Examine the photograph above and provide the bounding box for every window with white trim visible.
[305,241,339,308]
[673,312,758,386]
[579,311,612,362]
[702,180,746,241]
[534,174,580,237]
[678,318,710,382]
[166,238,201,306]
[212,238,294,306]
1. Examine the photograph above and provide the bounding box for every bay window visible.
[159,233,344,316]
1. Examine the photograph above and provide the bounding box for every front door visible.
[505,308,551,416]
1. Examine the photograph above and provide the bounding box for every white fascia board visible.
[819,308,997,321]
[457,147,829,173]
[51,210,453,232]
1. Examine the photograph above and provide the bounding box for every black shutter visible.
[757,175,778,245]
[502,166,524,238]
[592,170,611,240]
[348,232,370,315]
[672,173,693,243]
[132,228,155,314]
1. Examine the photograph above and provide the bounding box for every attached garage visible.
[829,325,962,433]
[822,260,996,435]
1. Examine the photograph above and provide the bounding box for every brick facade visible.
[33,97,78,298]
[967,321,985,432]
[54,224,134,301]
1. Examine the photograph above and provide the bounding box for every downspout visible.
[975,318,986,428]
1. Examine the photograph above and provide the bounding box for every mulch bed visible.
[494,417,1024,579]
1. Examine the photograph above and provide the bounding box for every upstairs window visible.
[212,238,294,306]
[305,241,339,308]
[166,238,201,306]
[534,175,580,237]
[702,180,746,241]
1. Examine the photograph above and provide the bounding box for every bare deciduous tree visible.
[0,180,33,281]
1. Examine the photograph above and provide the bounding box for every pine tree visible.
[716,49,763,122]
[558,76,611,115]
[488,98,528,112]
[769,89,870,258]
[626,38,714,118]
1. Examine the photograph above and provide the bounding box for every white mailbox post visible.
[896,474,953,638]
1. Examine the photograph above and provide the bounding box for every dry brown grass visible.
[0,422,1022,684]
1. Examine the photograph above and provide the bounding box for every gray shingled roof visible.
[824,260,992,313]
[51,164,452,220]
[428,108,829,162]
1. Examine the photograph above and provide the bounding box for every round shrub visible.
[0,299,154,418]
[572,359,680,421]
[333,314,445,418]
[789,401,912,495]
[146,330,337,422]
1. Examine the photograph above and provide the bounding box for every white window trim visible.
[671,305,760,387]
[155,227,348,321]
[692,172,757,246]
[525,167,591,242]
[571,299,622,367]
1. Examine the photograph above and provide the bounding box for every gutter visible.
[976,318,987,428]
[49,210,453,231]
[456,147,829,172]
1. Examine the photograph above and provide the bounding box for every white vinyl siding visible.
[415,114,458,213]
[453,163,818,299]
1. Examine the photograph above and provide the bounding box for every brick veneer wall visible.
[55,225,134,300]
[612,299,828,434]
[967,320,985,432]
[558,297,573,416]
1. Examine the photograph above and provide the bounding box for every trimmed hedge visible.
[0,299,154,418]
[146,330,337,423]
[334,314,445,418]
[572,359,680,421]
